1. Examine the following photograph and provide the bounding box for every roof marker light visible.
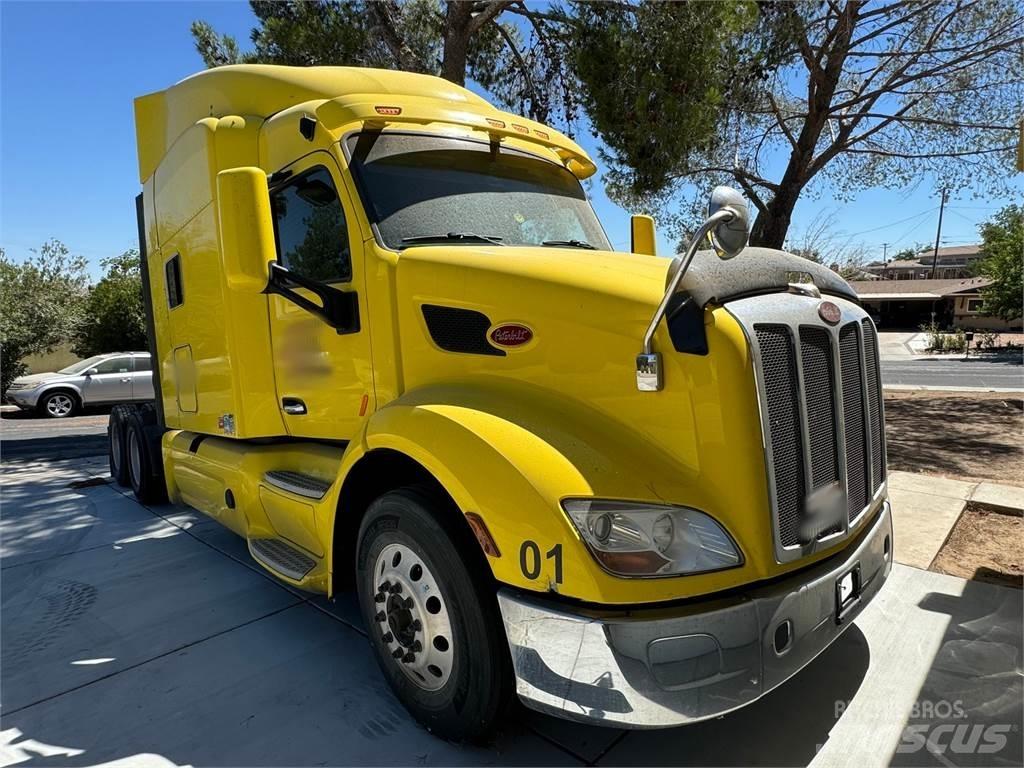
[534,130,550,140]
[374,106,402,116]
[512,124,529,134]
[486,118,505,129]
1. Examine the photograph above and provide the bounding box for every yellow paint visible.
[137,65,880,607]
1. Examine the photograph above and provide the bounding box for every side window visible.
[165,254,183,308]
[133,356,152,373]
[270,166,352,283]
[94,357,132,374]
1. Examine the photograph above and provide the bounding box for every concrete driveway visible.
[1,455,1020,767]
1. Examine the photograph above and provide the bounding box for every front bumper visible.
[4,389,40,408]
[498,500,892,728]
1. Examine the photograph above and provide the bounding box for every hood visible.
[11,372,64,385]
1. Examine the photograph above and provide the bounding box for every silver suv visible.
[5,352,155,418]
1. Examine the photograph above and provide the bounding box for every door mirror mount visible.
[216,167,276,293]
[84,368,98,377]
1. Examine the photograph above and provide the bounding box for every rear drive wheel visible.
[126,414,166,504]
[38,390,77,419]
[356,488,512,743]
[108,406,129,486]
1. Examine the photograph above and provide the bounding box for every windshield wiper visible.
[400,232,505,247]
[542,239,597,250]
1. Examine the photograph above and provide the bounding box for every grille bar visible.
[754,325,805,548]
[862,319,886,490]
[839,322,869,521]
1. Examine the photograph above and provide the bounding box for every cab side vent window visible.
[165,254,184,308]
[422,304,505,357]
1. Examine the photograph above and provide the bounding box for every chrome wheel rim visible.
[372,542,453,691]
[128,431,142,489]
[46,394,73,417]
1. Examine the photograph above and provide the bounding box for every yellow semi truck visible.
[113,64,892,741]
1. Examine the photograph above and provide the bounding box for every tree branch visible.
[468,1,514,36]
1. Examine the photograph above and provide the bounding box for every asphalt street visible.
[0,409,108,460]
[881,357,1023,391]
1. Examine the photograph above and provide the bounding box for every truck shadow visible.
[1,472,873,767]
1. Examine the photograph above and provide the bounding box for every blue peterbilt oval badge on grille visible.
[818,301,841,325]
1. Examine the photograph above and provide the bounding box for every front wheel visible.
[38,390,77,418]
[356,488,512,743]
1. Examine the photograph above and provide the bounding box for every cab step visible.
[263,470,331,500]
[249,538,318,581]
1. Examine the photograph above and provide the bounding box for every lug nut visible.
[402,651,415,663]
[392,648,404,659]
[375,611,386,622]
[378,581,391,593]
[404,597,415,610]
[410,640,422,652]
[382,632,393,643]
[390,582,403,594]
[374,593,386,604]
[410,619,421,632]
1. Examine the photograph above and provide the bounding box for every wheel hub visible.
[372,542,453,691]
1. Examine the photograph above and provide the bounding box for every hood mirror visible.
[706,186,750,260]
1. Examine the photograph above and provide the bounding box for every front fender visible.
[340,382,763,606]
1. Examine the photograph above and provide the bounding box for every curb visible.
[883,384,1024,393]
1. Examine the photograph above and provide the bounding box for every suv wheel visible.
[356,488,512,743]
[39,390,77,418]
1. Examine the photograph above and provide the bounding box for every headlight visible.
[562,499,742,577]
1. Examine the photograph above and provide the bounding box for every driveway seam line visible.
[2,602,302,717]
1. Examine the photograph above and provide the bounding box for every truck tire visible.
[356,487,513,743]
[108,405,130,487]
[37,389,78,419]
[125,409,167,504]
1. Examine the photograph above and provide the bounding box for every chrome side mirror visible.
[85,368,98,376]
[706,186,750,260]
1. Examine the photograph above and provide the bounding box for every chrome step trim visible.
[250,538,317,581]
[263,470,330,499]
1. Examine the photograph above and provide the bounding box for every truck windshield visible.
[347,132,611,251]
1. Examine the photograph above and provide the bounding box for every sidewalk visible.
[888,470,1023,570]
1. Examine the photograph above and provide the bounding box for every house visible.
[862,245,985,281]
[848,276,1022,331]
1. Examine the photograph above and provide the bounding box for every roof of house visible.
[849,277,992,300]
[864,244,983,270]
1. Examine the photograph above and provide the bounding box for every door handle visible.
[282,397,307,415]
[120,378,131,383]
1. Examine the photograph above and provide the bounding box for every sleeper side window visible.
[270,166,352,284]
[165,254,183,308]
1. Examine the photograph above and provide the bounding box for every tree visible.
[191,1,580,126]
[0,241,87,394]
[893,247,920,261]
[574,0,1023,248]
[786,209,871,279]
[976,204,1023,321]
[72,251,148,358]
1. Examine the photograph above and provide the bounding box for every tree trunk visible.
[750,184,803,249]
[441,2,473,85]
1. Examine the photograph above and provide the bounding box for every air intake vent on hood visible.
[422,305,505,357]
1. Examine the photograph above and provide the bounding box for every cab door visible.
[267,153,373,441]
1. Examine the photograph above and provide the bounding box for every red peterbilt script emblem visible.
[490,324,533,347]
[818,301,841,325]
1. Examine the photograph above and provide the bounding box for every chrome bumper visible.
[498,500,892,728]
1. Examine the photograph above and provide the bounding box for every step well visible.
[263,470,331,500]
[250,538,317,581]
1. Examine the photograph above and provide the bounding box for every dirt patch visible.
[931,503,1023,589]
[884,390,1023,486]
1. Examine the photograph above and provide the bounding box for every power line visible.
[845,207,938,238]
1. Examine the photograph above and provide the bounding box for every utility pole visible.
[881,242,889,279]
[930,189,948,279]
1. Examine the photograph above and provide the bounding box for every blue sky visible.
[2,1,1020,278]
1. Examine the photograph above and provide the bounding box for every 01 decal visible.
[519,540,563,584]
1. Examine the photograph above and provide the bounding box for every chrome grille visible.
[737,295,887,560]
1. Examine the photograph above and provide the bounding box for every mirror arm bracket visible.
[265,263,361,335]
[635,208,736,393]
